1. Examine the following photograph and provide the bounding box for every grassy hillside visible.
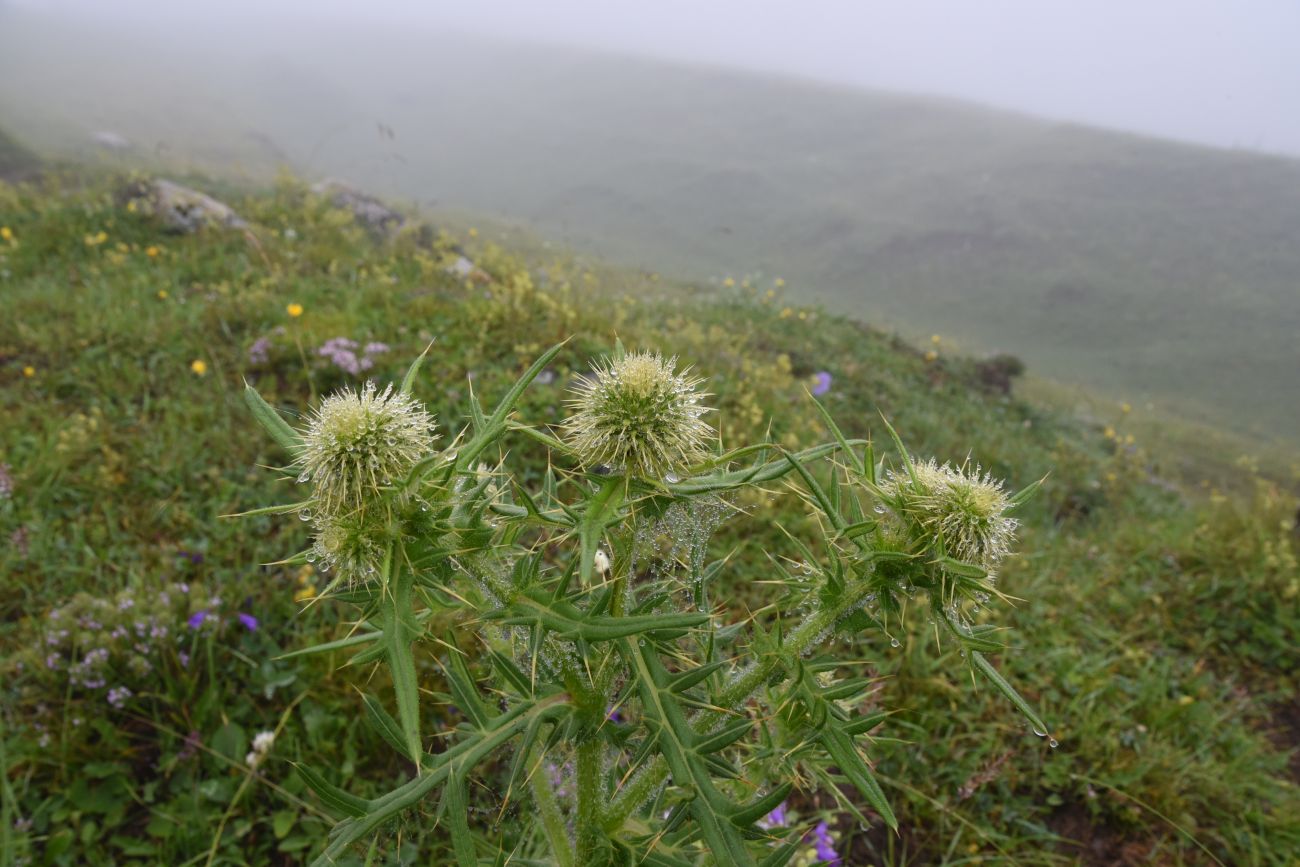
[2,8,1299,449]
[1,172,1297,865]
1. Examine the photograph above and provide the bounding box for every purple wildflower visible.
[809,821,839,863]
[811,371,832,397]
[248,336,273,365]
[318,337,363,375]
[237,612,259,631]
[363,341,390,356]
[606,706,622,723]
[9,526,28,557]
[107,686,132,709]
[758,801,788,829]
[187,610,208,629]
[179,729,202,761]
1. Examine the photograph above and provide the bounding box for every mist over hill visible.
[2,6,1298,446]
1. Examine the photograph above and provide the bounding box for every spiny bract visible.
[298,381,436,514]
[562,351,712,479]
[879,459,1017,572]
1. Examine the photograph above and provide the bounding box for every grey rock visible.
[312,179,406,234]
[150,179,247,233]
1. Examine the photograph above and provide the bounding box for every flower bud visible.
[563,351,712,479]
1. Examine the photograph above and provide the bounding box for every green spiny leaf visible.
[243,383,302,457]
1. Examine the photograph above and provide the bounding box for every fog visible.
[10,0,1300,154]
[4,0,1300,442]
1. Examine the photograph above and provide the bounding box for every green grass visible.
[2,6,1299,450]
[1,172,1297,865]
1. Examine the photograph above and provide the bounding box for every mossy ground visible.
[1,173,1296,865]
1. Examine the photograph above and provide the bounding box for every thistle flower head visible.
[308,512,386,581]
[563,351,712,479]
[298,381,435,514]
[879,459,1017,572]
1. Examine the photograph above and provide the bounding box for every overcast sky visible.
[17,0,1300,154]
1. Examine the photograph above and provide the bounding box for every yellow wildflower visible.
[798,311,808,320]
[468,227,478,238]
[723,277,735,288]
[924,350,938,362]
[0,226,13,242]
[931,334,941,345]
[1104,426,1116,439]
[190,359,208,376]
[779,307,793,318]
[157,290,169,300]
[146,246,159,258]
[1120,402,1132,414]
[774,277,785,288]
[286,302,304,317]
[1177,695,1194,706]
[22,365,35,378]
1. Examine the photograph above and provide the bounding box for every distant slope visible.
[1,8,1298,445]
[0,126,38,180]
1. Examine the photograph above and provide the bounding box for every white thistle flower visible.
[562,351,712,479]
[298,381,436,515]
[879,459,1018,572]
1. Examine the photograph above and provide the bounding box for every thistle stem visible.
[526,738,575,867]
[600,573,875,831]
[574,737,604,860]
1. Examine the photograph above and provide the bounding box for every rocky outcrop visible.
[312,179,406,235]
[120,179,247,233]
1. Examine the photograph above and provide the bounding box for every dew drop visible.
[1048,738,1059,749]
[296,471,311,484]
[889,638,900,648]
[298,509,312,521]
[1032,725,1047,738]
[873,504,886,514]
[664,472,681,484]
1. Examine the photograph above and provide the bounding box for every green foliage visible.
[0,173,1296,865]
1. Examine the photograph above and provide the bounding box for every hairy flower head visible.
[563,351,712,479]
[298,381,435,514]
[307,511,388,582]
[879,459,1017,572]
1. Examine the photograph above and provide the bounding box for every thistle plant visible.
[244,342,1050,866]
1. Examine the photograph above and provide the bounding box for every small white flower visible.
[246,751,263,769]
[252,730,276,754]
